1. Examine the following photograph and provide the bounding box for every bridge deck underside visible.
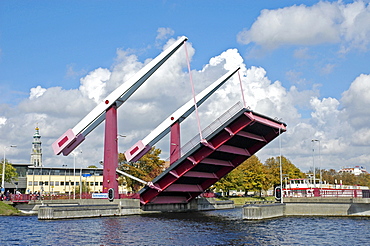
[139,107,286,205]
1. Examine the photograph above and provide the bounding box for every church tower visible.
[30,126,42,167]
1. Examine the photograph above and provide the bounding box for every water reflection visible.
[1,208,370,245]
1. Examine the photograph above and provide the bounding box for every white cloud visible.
[79,67,110,103]
[156,27,175,40]
[237,1,370,51]
[0,117,6,126]
[30,86,46,100]
[341,73,370,128]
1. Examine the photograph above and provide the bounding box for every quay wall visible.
[38,198,234,220]
[284,197,370,216]
[38,199,141,220]
[243,198,370,220]
[142,198,234,212]
[243,203,285,220]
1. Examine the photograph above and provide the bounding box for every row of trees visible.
[117,147,370,195]
[4,146,369,195]
[116,146,306,194]
[213,155,305,196]
[321,169,370,187]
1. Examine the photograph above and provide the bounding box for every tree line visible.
[3,147,369,195]
[117,147,370,194]
[213,155,305,196]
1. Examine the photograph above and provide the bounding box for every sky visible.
[1,0,370,173]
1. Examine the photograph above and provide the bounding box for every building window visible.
[61,181,64,186]
[44,181,49,186]
[50,181,54,187]
[66,182,69,186]
[28,181,33,186]
[95,182,99,186]
[55,181,59,186]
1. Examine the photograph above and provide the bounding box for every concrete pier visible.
[36,197,234,220]
[38,199,141,220]
[142,198,234,212]
[243,203,285,220]
[243,198,370,220]
[284,197,370,216]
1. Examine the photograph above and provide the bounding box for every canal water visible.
[2,208,370,245]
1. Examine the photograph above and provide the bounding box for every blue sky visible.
[1,0,370,172]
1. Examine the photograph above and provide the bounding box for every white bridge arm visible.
[124,67,240,162]
[116,169,162,191]
[52,36,188,156]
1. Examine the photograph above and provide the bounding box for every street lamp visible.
[311,139,320,188]
[2,145,17,192]
[72,149,82,199]
[73,153,76,199]
[279,127,283,203]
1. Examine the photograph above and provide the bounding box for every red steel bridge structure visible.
[139,102,286,205]
[51,36,286,207]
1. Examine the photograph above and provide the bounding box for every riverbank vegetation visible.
[0,201,20,216]
[213,155,305,196]
[116,147,370,196]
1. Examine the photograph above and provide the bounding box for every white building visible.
[338,166,368,176]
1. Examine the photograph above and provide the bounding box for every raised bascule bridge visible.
[138,102,286,207]
[52,36,286,210]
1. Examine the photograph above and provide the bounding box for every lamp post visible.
[72,149,82,199]
[62,165,67,194]
[279,128,283,203]
[312,139,319,188]
[2,145,17,192]
[73,152,76,199]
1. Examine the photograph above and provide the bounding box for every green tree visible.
[263,156,304,190]
[321,169,370,187]
[236,155,265,195]
[356,173,370,187]
[213,169,244,196]
[322,169,337,184]
[87,165,98,168]
[118,147,165,192]
[0,159,18,184]
[214,155,265,196]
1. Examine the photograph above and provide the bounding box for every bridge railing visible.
[284,188,366,198]
[8,192,140,202]
[180,102,244,157]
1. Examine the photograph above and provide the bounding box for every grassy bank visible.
[0,201,20,215]
[220,196,275,206]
